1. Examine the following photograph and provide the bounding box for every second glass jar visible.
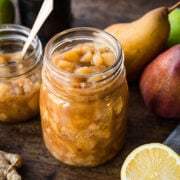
[40,27,129,167]
[0,24,42,122]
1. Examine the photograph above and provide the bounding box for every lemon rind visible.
[120,143,180,180]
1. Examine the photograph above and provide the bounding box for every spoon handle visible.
[21,0,53,58]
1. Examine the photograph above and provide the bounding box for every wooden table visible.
[0,0,179,179]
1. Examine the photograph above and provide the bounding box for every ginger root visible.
[0,150,22,180]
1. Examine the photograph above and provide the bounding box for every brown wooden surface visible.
[0,0,179,179]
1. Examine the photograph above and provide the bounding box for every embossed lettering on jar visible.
[0,24,42,122]
[40,27,129,167]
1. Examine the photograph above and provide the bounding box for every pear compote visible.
[0,24,42,122]
[40,28,129,167]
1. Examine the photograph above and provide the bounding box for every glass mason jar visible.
[0,24,42,123]
[40,27,129,167]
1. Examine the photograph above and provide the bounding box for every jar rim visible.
[44,27,123,79]
[0,24,42,78]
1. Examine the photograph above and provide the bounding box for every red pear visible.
[140,44,180,118]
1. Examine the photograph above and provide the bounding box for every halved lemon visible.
[121,143,180,180]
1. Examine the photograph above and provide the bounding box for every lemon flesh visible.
[0,0,15,24]
[121,143,180,180]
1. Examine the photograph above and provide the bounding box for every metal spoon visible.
[21,0,53,59]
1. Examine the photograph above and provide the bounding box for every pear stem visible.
[168,1,180,13]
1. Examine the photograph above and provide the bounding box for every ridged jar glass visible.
[0,24,42,122]
[40,27,129,167]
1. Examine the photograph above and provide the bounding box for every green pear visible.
[167,8,180,47]
[0,0,15,24]
[105,2,180,81]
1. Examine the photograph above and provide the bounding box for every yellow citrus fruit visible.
[121,143,180,180]
[0,0,15,24]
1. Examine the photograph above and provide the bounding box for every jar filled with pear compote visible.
[40,27,129,167]
[0,24,42,122]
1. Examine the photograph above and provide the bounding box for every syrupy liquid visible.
[40,42,129,166]
[0,46,41,122]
